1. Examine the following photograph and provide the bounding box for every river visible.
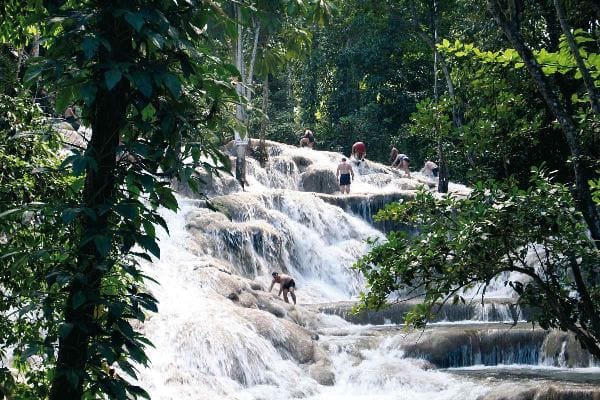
[135,141,600,399]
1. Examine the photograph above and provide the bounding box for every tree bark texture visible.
[258,74,270,167]
[234,4,247,187]
[488,0,600,246]
[246,18,261,102]
[49,10,131,399]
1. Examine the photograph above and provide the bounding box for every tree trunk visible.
[49,12,131,399]
[553,0,600,115]
[487,0,600,245]
[430,0,449,193]
[234,4,247,188]
[259,74,270,167]
[246,18,261,102]
[410,1,463,129]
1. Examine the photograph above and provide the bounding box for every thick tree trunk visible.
[487,0,600,243]
[49,13,131,399]
[553,0,600,115]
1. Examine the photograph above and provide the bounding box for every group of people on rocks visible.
[298,129,438,194]
[335,143,439,194]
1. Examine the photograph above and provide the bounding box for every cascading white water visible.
[135,141,599,399]
[133,142,501,399]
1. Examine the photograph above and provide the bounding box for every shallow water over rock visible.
[136,141,599,399]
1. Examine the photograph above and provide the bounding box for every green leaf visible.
[82,37,100,60]
[141,103,156,121]
[156,185,178,211]
[542,65,557,75]
[148,32,165,49]
[137,235,160,258]
[105,69,122,91]
[72,291,86,309]
[55,86,75,114]
[62,208,80,224]
[130,72,153,97]
[72,155,98,175]
[116,320,135,341]
[24,62,44,83]
[115,202,138,221]
[163,73,181,98]
[94,235,111,257]
[125,12,145,32]
[80,83,97,105]
[58,323,74,339]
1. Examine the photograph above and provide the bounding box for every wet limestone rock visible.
[479,384,600,400]
[235,307,316,364]
[256,294,287,318]
[309,359,335,386]
[300,165,338,194]
[174,169,240,198]
[292,155,313,173]
[541,331,592,367]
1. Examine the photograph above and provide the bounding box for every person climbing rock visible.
[336,157,355,194]
[351,141,366,164]
[269,272,296,305]
[299,128,315,149]
[392,152,411,178]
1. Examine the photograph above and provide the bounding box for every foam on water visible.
[308,336,489,400]
[135,142,594,399]
[137,201,319,399]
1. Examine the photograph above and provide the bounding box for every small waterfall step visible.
[395,323,597,369]
[448,368,600,400]
[312,299,529,324]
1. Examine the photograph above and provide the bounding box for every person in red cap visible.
[351,141,366,163]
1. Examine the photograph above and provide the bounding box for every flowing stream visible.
[136,141,600,399]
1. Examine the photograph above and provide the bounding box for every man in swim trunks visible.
[351,141,366,163]
[269,272,296,305]
[336,157,355,194]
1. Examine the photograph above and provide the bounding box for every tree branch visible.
[553,0,600,115]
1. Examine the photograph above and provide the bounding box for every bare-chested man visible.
[269,272,296,305]
[336,157,355,194]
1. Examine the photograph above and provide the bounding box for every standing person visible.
[269,272,296,305]
[299,128,316,149]
[336,157,355,194]
[351,141,366,163]
[64,104,80,131]
[392,153,411,178]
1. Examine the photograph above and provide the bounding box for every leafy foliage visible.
[355,169,600,357]
[0,90,72,399]
[2,0,240,398]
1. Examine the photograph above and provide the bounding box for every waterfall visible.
[134,141,600,399]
